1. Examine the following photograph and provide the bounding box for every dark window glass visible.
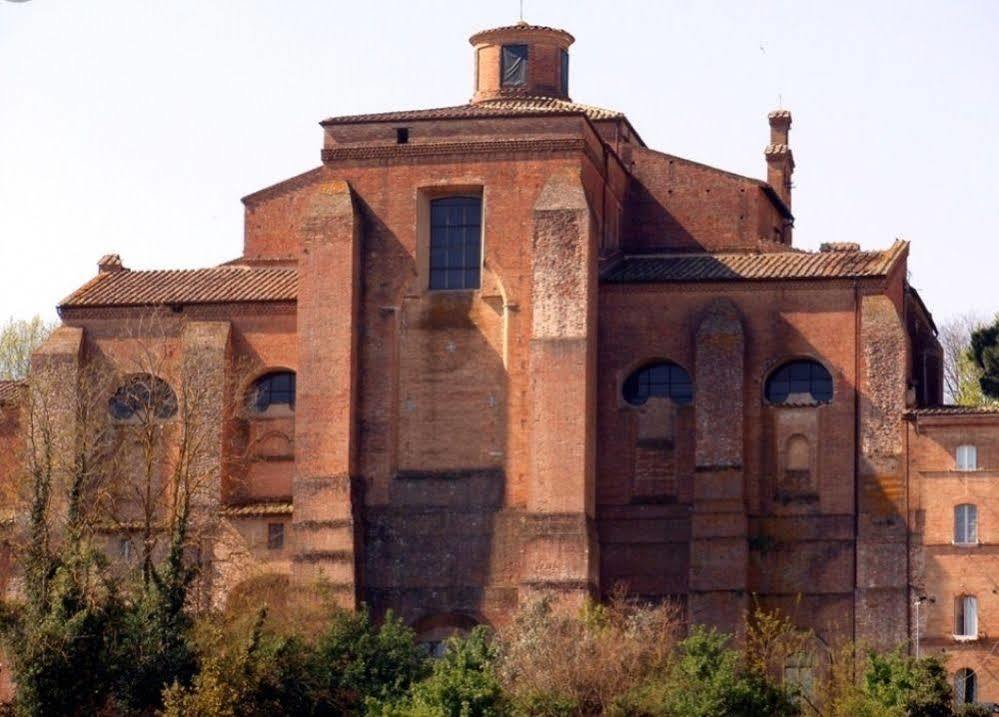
[501,44,528,87]
[267,523,284,550]
[623,361,693,406]
[429,197,481,290]
[560,49,569,96]
[250,371,296,413]
[109,374,178,421]
[396,127,409,144]
[765,360,833,405]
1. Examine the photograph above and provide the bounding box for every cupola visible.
[469,23,574,103]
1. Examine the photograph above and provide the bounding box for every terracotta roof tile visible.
[602,241,907,284]
[0,380,24,404]
[321,96,623,125]
[908,405,999,417]
[59,265,297,309]
[220,502,293,518]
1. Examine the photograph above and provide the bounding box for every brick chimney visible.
[469,23,574,103]
[97,253,126,273]
[765,110,794,211]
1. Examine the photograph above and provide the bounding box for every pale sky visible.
[1,1,997,327]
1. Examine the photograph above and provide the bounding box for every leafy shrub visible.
[496,595,680,715]
[611,625,801,717]
[371,627,506,717]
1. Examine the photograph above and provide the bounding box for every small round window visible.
[109,374,178,421]
[765,360,833,405]
[623,361,693,406]
[248,371,296,414]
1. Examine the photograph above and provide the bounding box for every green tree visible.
[371,627,506,717]
[0,316,54,381]
[611,625,801,717]
[971,317,999,400]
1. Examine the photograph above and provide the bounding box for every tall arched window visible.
[765,359,833,405]
[955,504,979,545]
[955,667,977,704]
[109,374,177,421]
[429,196,482,290]
[248,371,296,415]
[623,361,693,406]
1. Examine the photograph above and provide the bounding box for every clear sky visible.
[1,0,997,327]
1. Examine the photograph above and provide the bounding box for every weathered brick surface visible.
[0,22,957,669]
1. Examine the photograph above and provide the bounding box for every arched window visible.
[109,374,177,421]
[623,361,693,406]
[955,667,977,704]
[955,595,978,639]
[413,614,480,658]
[765,359,833,405]
[248,371,296,414]
[955,504,979,545]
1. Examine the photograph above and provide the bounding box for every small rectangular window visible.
[429,196,482,290]
[119,537,133,560]
[501,44,528,87]
[396,127,409,144]
[955,595,978,638]
[956,445,978,471]
[267,523,284,550]
[560,49,569,96]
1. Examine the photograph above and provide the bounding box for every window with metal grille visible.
[267,523,284,550]
[109,373,178,421]
[956,444,978,471]
[955,667,977,704]
[501,44,528,86]
[623,361,693,406]
[955,504,979,545]
[429,197,482,290]
[249,371,296,414]
[955,595,978,638]
[765,360,833,405]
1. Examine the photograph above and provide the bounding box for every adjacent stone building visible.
[3,18,994,706]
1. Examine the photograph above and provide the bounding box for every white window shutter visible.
[965,596,978,637]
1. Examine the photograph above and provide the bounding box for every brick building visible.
[4,18,993,704]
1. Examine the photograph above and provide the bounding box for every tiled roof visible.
[60,265,298,309]
[220,501,293,518]
[322,97,624,125]
[908,405,999,417]
[602,241,907,284]
[0,380,23,404]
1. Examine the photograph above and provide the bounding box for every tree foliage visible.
[971,316,999,400]
[0,316,54,381]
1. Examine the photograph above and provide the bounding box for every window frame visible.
[956,444,978,471]
[267,522,285,551]
[247,370,297,416]
[500,44,528,87]
[955,667,977,704]
[108,373,178,423]
[764,359,834,406]
[622,360,694,407]
[428,195,483,292]
[954,595,979,640]
[560,48,569,96]
[954,503,979,546]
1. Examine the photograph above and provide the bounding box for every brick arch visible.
[411,612,488,648]
[762,357,835,406]
[620,358,694,407]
